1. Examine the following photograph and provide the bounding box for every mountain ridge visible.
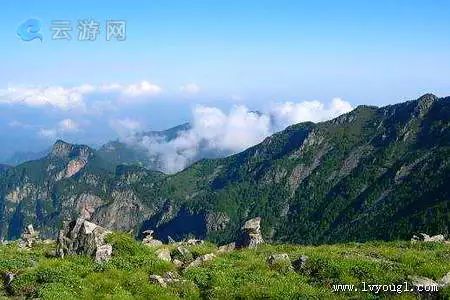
[0,94,448,245]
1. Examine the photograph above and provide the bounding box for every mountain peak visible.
[50,140,73,157]
[50,140,94,161]
[417,93,438,102]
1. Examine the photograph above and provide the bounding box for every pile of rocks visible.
[56,218,112,263]
[18,224,39,249]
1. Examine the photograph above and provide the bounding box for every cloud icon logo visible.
[17,18,43,42]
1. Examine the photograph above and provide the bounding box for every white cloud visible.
[269,97,353,129]
[0,86,86,110]
[58,118,80,132]
[121,81,162,97]
[38,118,80,139]
[127,98,353,174]
[0,81,163,111]
[109,118,142,140]
[180,83,201,95]
[38,128,57,139]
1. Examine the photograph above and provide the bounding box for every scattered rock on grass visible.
[149,272,182,287]
[292,255,309,271]
[186,253,216,269]
[142,230,163,247]
[156,248,172,262]
[267,253,292,271]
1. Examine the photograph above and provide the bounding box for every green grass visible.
[0,236,449,299]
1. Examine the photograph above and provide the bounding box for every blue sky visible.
[1,0,450,160]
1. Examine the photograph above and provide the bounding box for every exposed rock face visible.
[237,217,264,248]
[56,218,112,262]
[65,159,87,178]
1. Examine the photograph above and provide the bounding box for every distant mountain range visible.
[4,122,220,173]
[2,149,50,166]
[0,94,448,244]
[96,123,191,171]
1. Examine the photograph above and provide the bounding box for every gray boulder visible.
[237,217,264,248]
[56,218,113,262]
[411,233,445,243]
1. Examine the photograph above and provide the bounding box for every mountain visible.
[97,123,191,171]
[0,94,449,244]
[3,149,50,166]
[0,164,10,174]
